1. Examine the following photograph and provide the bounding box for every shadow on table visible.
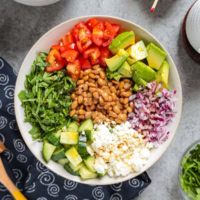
[0,0,69,59]
[136,0,179,19]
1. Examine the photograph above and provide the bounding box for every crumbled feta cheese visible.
[86,145,94,156]
[91,121,152,177]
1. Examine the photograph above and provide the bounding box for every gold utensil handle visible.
[0,158,27,200]
[13,189,27,200]
[0,141,6,153]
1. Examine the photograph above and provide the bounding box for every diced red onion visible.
[128,81,176,144]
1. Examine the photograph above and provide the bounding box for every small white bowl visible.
[14,15,182,185]
[13,0,60,6]
[186,0,200,54]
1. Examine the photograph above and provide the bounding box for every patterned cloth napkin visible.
[0,57,151,200]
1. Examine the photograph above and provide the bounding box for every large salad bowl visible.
[14,15,182,185]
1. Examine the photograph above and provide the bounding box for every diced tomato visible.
[76,41,84,53]
[83,47,101,59]
[104,22,114,39]
[112,24,120,36]
[99,47,110,66]
[84,47,101,66]
[61,32,74,46]
[60,43,77,53]
[90,57,99,65]
[102,39,113,47]
[75,22,92,42]
[94,22,104,30]
[76,40,92,53]
[73,22,92,51]
[61,50,79,63]
[78,28,91,44]
[66,60,81,82]
[79,56,92,70]
[86,18,98,30]
[46,49,66,72]
[102,22,115,47]
[82,40,92,50]
[52,45,60,51]
[46,60,66,72]
[46,49,61,64]
[72,27,79,41]
[92,22,104,46]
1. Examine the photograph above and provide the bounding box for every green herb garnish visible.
[180,144,200,200]
[18,52,76,140]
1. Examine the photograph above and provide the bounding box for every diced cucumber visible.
[62,126,68,131]
[97,173,105,177]
[86,130,94,141]
[51,148,65,162]
[65,147,82,167]
[83,156,96,172]
[69,162,84,172]
[63,144,71,150]
[79,166,98,180]
[60,132,78,145]
[67,122,79,132]
[64,164,79,176]
[78,134,87,155]
[42,141,56,163]
[47,130,61,145]
[58,158,69,165]
[79,119,93,132]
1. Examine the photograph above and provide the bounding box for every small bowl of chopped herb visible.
[179,140,200,200]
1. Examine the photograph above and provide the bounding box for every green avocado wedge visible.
[118,61,132,78]
[109,31,135,54]
[132,71,147,87]
[105,49,129,72]
[146,43,167,70]
[127,57,137,65]
[132,62,156,82]
[156,60,170,88]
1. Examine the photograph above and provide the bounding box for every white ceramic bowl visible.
[14,15,182,185]
[13,0,60,6]
[186,0,200,54]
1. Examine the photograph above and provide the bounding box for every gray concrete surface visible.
[0,0,199,199]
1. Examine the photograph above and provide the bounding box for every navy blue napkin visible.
[0,57,151,200]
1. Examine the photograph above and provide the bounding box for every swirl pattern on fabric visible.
[0,57,151,200]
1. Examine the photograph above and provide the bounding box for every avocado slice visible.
[132,62,156,82]
[127,57,137,65]
[133,84,139,92]
[156,60,169,88]
[127,41,148,61]
[132,71,147,86]
[118,61,132,78]
[146,43,167,70]
[109,31,135,55]
[105,49,129,72]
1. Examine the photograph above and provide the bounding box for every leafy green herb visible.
[18,52,76,140]
[180,144,200,200]
[106,69,122,81]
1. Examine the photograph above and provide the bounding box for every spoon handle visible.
[0,141,6,153]
[0,157,27,200]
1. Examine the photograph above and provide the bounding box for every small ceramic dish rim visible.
[178,139,200,200]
